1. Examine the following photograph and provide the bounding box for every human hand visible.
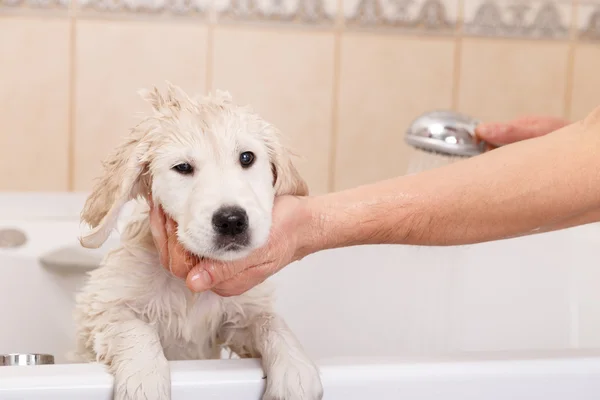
[148,198,199,280]
[149,195,313,296]
[475,115,570,146]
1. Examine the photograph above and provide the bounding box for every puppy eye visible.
[239,151,255,168]
[172,163,194,175]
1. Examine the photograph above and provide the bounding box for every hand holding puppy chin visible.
[149,195,314,296]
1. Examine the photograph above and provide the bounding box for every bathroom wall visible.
[0,0,598,193]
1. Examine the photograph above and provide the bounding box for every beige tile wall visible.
[211,27,335,194]
[0,17,70,191]
[74,20,209,189]
[0,0,598,193]
[335,34,456,190]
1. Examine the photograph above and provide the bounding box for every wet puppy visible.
[71,83,323,400]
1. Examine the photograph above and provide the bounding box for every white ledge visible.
[39,237,122,273]
[1,351,600,399]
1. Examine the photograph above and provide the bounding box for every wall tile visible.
[334,34,455,191]
[571,43,600,121]
[0,18,70,191]
[577,1,600,41]
[73,20,207,190]
[211,27,335,194]
[457,38,569,122]
[463,0,572,40]
[343,0,458,34]
[215,0,337,25]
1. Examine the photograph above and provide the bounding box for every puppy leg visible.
[93,316,170,400]
[221,311,323,400]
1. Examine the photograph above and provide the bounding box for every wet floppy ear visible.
[270,145,309,197]
[79,133,151,249]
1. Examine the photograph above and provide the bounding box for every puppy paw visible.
[262,358,323,400]
[113,361,171,400]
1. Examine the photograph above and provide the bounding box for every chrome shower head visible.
[405,110,489,157]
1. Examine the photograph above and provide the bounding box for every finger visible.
[165,218,196,279]
[476,117,570,146]
[186,252,272,293]
[186,260,243,292]
[512,115,569,131]
[211,263,275,297]
[508,116,568,139]
[475,123,523,145]
[149,204,170,269]
[529,117,570,136]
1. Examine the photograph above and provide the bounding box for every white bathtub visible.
[1,192,600,399]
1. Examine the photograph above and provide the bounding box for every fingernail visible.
[189,269,212,292]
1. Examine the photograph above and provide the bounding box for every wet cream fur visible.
[70,83,322,400]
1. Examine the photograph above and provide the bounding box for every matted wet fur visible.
[70,83,322,400]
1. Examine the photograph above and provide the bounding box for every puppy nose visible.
[212,206,249,236]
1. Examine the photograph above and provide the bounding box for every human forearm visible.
[537,208,600,233]
[302,107,600,252]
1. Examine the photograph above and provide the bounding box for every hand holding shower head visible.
[405,110,495,157]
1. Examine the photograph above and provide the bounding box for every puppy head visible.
[80,83,308,261]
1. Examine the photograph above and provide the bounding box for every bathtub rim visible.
[1,349,600,391]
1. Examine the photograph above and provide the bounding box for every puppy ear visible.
[79,131,151,249]
[271,147,309,197]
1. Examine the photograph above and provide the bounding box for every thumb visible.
[186,260,239,293]
[185,249,269,292]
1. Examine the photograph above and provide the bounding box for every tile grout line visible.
[67,2,77,191]
[327,33,342,193]
[326,0,343,193]
[451,0,464,112]
[450,38,463,112]
[205,19,215,92]
[563,0,578,121]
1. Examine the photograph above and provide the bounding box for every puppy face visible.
[150,106,276,260]
[79,83,308,261]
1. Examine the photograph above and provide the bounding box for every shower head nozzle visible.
[405,110,488,158]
